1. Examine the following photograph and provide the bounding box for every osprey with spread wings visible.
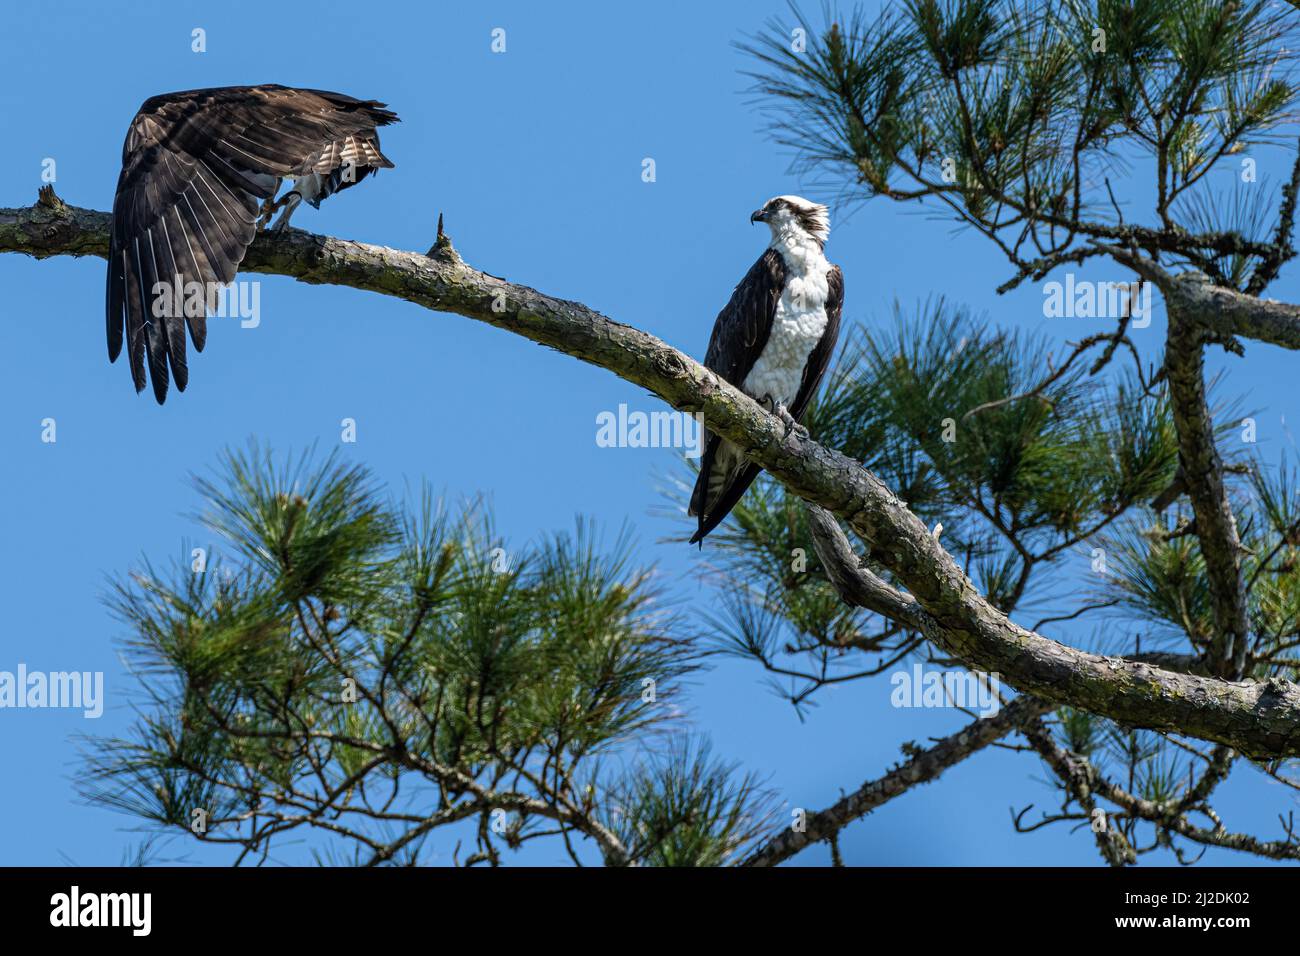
[106,85,398,403]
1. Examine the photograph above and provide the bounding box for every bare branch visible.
[743,695,1053,866]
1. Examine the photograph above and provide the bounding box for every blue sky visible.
[1,0,1298,866]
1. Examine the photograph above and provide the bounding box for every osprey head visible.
[750,195,830,245]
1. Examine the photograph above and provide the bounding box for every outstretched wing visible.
[107,85,399,403]
[688,249,785,544]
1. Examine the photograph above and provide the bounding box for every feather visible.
[688,251,844,545]
[106,85,399,402]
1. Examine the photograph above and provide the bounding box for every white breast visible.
[742,236,831,408]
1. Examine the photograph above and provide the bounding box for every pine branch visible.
[1028,723,1300,863]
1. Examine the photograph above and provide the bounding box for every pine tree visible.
[79,445,771,866]
[723,0,1300,863]
[24,0,1300,866]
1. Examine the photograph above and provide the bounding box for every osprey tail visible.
[688,436,762,545]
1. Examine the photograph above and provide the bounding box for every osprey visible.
[688,195,844,545]
[106,85,399,403]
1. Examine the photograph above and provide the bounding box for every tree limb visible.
[1163,297,1251,675]
[1108,245,1300,352]
[1027,723,1300,862]
[1104,247,1254,676]
[743,694,1053,866]
[7,193,1300,759]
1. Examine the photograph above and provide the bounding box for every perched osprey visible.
[106,85,399,403]
[688,195,844,545]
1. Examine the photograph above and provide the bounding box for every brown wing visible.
[688,249,786,544]
[106,85,398,403]
[700,248,785,384]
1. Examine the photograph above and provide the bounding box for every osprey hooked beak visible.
[750,208,768,224]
